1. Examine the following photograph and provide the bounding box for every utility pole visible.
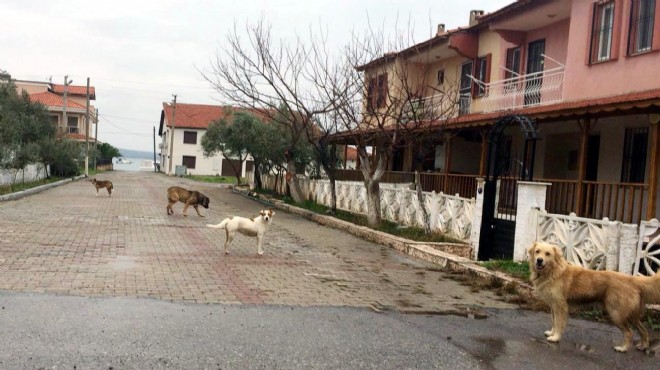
[93,108,99,170]
[84,77,90,176]
[153,126,157,173]
[167,94,177,175]
[62,75,72,137]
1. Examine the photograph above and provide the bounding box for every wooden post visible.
[575,118,591,216]
[647,116,659,219]
[443,134,453,192]
[479,129,488,176]
[343,144,348,169]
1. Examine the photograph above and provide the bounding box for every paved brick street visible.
[0,171,514,312]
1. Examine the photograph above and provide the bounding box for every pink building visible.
[336,0,660,259]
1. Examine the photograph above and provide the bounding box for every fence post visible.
[470,178,485,260]
[513,181,551,262]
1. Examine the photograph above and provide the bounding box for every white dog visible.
[206,210,275,255]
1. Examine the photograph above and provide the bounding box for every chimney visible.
[469,10,485,26]
[436,23,446,36]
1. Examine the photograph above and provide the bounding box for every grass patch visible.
[481,260,530,281]
[185,175,238,184]
[0,177,66,196]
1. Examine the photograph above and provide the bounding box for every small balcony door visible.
[459,61,473,115]
[525,39,545,106]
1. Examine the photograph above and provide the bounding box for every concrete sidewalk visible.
[0,171,517,313]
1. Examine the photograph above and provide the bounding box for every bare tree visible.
[202,19,337,203]
[318,23,459,227]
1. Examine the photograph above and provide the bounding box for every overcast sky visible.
[1,0,511,153]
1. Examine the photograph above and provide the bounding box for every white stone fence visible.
[0,163,47,187]
[259,174,475,242]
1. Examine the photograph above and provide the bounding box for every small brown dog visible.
[166,186,210,217]
[89,178,113,197]
[528,241,660,352]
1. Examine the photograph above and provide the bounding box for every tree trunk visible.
[365,178,381,226]
[254,162,263,190]
[329,176,337,214]
[285,158,304,203]
[415,171,431,234]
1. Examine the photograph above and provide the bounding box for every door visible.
[459,61,474,115]
[525,39,545,106]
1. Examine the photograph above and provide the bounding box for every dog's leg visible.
[257,234,264,256]
[612,322,634,353]
[193,205,204,217]
[545,309,556,337]
[182,201,190,217]
[546,300,568,343]
[167,202,175,215]
[224,229,233,254]
[634,319,649,351]
[96,188,99,196]
[107,186,112,197]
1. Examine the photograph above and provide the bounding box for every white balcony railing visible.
[471,65,565,113]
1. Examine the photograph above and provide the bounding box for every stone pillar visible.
[513,181,551,262]
[470,178,486,260]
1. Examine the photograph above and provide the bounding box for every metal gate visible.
[478,116,538,260]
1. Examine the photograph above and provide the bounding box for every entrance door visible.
[478,116,538,261]
[525,39,545,106]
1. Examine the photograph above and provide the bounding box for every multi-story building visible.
[157,102,253,177]
[14,79,97,142]
[339,0,660,259]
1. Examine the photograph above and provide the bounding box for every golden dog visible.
[89,178,113,197]
[528,242,660,352]
[166,186,209,217]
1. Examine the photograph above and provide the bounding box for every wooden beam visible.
[575,118,591,216]
[443,135,453,192]
[479,130,488,176]
[647,117,659,219]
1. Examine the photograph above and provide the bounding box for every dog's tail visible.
[636,273,660,304]
[207,218,230,229]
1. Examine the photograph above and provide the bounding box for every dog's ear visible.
[259,210,266,215]
[527,242,538,261]
[269,209,275,215]
[553,245,564,262]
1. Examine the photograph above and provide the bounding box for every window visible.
[366,73,388,110]
[182,155,197,170]
[591,1,616,62]
[67,116,78,133]
[620,127,648,183]
[505,47,521,79]
[629,0,656,54]
[50,115,59,126]
[183,131,197,144]
[473,55,490,97]
[437,69,445,85]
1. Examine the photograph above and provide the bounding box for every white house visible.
[157,102,253,177]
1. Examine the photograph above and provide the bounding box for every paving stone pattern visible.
[0,172,515,312]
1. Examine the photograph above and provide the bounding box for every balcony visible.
[471,64,565,114]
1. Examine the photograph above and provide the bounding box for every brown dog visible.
[89,178,113,197]
[166,186,210,217]
[528,241,660,352]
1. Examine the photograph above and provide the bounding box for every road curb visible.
[232,187,537,301]
[0,175,87,202]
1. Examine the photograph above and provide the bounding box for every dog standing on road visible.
[528,241,660,352]
[166,186,210,217]
[206,210,275,255]
[89,178,113,197]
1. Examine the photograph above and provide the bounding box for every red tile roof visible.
[161,103,269,129]
[29,91,88,110]
[344,146,358,161]
[51,84,96,99]
[162,103,226,129]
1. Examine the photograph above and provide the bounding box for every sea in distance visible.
[114,149,159,172]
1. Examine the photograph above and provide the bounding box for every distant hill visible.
[118,149,155,159]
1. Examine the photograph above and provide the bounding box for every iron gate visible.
[478,116,538,260]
